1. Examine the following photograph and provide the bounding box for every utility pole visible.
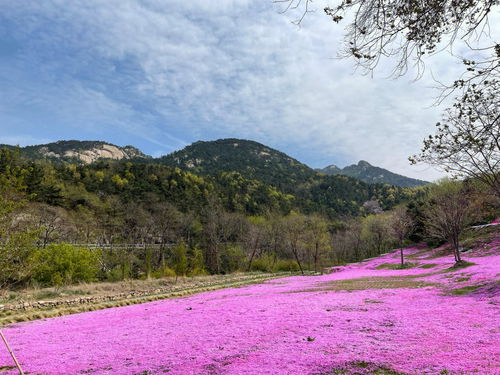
[0,330,24,375]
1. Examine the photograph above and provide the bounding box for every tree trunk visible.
[314,242,319,273]
[247,247,257,272]
[292,244,304,275]
[455,242,462,263]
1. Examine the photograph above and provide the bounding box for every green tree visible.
[32,243,101,287]
[188,246,206,276]
[303,214,331,273]
[362,214,391,258]
[171,241,188,281]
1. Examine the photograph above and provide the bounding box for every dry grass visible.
[0,272,292,305]
[0,272,298,327]
[291,276,438,293]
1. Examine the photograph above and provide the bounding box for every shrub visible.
[150,267,177,279]
[171,242,188,279]
[273,259,300,272]
[32,243,101,287]
[250,254,275,272]
[188,246,207,276]
[220,245,246,273]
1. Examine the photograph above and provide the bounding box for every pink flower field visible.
[1,237,499,375]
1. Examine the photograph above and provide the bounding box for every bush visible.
[151,267,176,278]
[32,243,101,287]
[188,246,207,276]
[220,245,246,273]
[171,242,188,278]
[250,254,274,272]
[273,259,300,272]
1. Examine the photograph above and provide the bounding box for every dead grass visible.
[376,262,419,270]
[0,272,289,305]
[291,276,438,293]
[0,272,298,326]
[315,360,410,375]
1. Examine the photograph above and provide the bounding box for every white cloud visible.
[2,0,487,181]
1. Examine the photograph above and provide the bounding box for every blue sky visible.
[1,1,495,180]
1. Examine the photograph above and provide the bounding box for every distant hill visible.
[0,138,426,190]
[318,160,428,188]
[0,138,420,218]
[158,138,317,191]
[0,140,150,165]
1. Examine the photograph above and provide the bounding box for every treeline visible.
[1,148,496,289]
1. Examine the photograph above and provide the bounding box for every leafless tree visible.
[424,180,476,264]
[276,0,498,80]
[283,213,307,274]
[411,80,500,197]
[390,206,414,266]
[277,1,499,181]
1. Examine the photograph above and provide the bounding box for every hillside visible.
[1,138,427,189]
[158,138,317,191]
[0,139,419,218]
[318,160,428,188]
[0,140,149,165]
[2,234,498,374]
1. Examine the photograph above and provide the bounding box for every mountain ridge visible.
[157,138,317,192]
[1,138,427,188]
[317,160,428,188]
[0,140,149,165]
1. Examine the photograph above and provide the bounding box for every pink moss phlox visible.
[1,236,499,374]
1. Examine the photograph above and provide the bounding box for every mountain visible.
[320,164,342,175]
[318,160,428,188]
[0,140,150,165]
[1,138,426,189]
[158,138,317,191]
[0,138,419,219]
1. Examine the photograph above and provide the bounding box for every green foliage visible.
[0,144,437,285]
[0,230,40,288]
[249,254,275,273]
[273,259,300,272]
[219,245,246,273]
[361,214,393,257]
[151,267,177,279]
[188,247,207,276]
[159,138,317,193]
[32,243,101,286]
[171,242,188,278]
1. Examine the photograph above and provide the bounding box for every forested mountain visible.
[0,140,149,165]
[158,139,317,192]
[0,139,424,219]
[318,160,428,188]
[4,139,426,190]
[0,145,425,284]
[0,142,420,220]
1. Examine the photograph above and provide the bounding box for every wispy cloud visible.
[0,0,483,180]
